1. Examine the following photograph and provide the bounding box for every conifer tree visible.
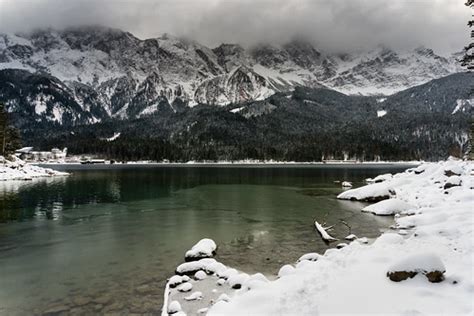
[0,103,21,157]
[461,0,474,69]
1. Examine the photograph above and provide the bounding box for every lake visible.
[0,164,413,315]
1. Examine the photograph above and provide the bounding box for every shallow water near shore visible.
[0,164,413,315]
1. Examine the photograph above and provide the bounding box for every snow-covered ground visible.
[163,159,473,315]
[0,156,69,181]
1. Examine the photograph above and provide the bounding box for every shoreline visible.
[35,161,420,169]
[162,159,473,315]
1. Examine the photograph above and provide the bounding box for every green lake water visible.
[0,164,413,315]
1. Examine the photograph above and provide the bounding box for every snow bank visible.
[388,253,445,274]
[207,160,473,315]
[366,173,393,184]
[0,156,68,181]
[362,198,414,216]
[176,258,217,275]
[337,181,394,202]
[185,238,217,261]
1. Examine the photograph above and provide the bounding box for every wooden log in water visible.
[314,221,338,242]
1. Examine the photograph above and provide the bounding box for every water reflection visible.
[0,165,412,315]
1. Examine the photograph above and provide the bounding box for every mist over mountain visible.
[0,26,464,124]
[0,25,471,161]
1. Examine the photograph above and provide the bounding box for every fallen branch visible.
[339,219,352,235]
[315,221,338,242]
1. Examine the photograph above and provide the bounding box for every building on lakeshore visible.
[15,147,67,162]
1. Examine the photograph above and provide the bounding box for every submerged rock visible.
[184,291,203,301]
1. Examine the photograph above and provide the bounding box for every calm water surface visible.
[0,164,413,315]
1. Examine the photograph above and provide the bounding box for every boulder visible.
[185,238,217,262]
[387,253,446,283]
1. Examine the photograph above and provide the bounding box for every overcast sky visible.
[0,0,471,53]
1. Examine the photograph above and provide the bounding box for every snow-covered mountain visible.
[0,26,463,124]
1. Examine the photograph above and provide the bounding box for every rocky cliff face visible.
[0,26,463,124]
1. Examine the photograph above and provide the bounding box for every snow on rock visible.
[362,198,414,216]
[297,252,321,262]
[337,181,394,202]
[444,176,462,190]
[169,275,186,288]
[387,253,446,283]
[204,261,227,275]
[177,282,193,292]
[194,271,207,280]
[207,160,473,315]
[184,291,203,301]
[277,265,295,278]
[344,234,358,241]
[216,268,238,280]
[184,238,217,261]
[227,273,250,289]
[176,258,217,275]
[373,173,393,183]
[341,181,352,188]
[168,301,182,314]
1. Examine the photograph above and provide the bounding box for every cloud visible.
[0,0,470,53]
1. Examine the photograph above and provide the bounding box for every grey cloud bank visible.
[0,0,471,53]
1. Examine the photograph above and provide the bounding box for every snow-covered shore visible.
[0,156,69,181]
[164,159,473,315]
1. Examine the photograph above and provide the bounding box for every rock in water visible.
[185,238,217,261]
[341,181,353,188]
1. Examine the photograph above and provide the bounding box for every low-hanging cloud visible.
[0,0,470,53]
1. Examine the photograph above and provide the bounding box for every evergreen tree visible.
[461,0,474,69]
[0,102,21,157]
